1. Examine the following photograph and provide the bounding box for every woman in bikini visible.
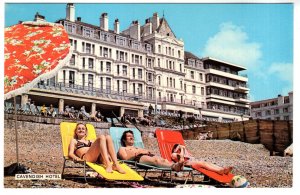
[68,123,125,174]
[118,130,184,172]
[171,144,233,175]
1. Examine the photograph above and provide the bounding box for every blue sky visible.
[4,2,294,101]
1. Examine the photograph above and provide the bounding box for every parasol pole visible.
[14,96,19,169]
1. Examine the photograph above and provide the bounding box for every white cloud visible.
[268,62,293,82]
[202,22,262,69]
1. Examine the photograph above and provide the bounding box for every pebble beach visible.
[4,124,293,188]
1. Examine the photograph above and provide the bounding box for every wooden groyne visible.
[181,119,293,155]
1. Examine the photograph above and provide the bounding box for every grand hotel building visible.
[16,3,250,121]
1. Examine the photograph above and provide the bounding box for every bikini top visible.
[74,140,92,152]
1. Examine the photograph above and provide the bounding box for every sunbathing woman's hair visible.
[171,144,181,162]
[171,144,179,153]
[120,130,134,146]
[74,123,88,139]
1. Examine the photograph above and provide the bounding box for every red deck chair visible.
[155,129,235,184]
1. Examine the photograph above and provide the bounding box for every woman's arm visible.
[68,139,81,161]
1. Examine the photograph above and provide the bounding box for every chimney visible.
[77,17,81,22]
[151,12,159,32]
[66,3,75,22]
[143,18,152,36]
[114,19,120,34]
[129,20,141,41]
[100,13,108,31]
[34,12,46,22]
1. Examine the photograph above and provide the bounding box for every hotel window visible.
[190,71,194,79]
[88,58,94,69]
[173,78,175,88]
[103,47,108,57]
[169,61,172,69]
[283,107,289,113]
[83,28,93,38]
[188,59,195,66]
[123,81,127,93]
[199,73,203,81]
[70,54,75,65]
[82,42,85,53]
[284,116,289,120]
[117,80,120,92]
[184,84,187,93]
[123,65,127,76]
[88,74,93,88]
[180,81,183,89]
[82,57,85,69]
[100,77,103,90]
[192,85,196,94]
[158,92,161,101]
[158,76,161,86]
[147,59,152,68]
[106,78,111,93]
[158,58,160,67]
[201,87,204,95]
[63,70,66,84]
[135,55,139,64]
[99,46,102,56]
[138,84,142,96]
[64,22,75,33]
[132,68,135,78]
[158,45,161,53]
[138,69,142,79]
[86,43,91,54]
[69,71,75,85]
[117,65,120,75]
[101,32,108,41]
[172,48,174,56]
[120,51,125,61]
[170,78,172,87]
[73,40,77,51]
[275,109,279,114]
[180,64,182,72]
[100,61,103,72]
[148,73,152,82]
[82,74,85,86]
[117,37,125,46]
[178,50,181,58]
[106,62,111,73]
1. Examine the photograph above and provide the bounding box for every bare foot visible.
[113,164,126,174]
[216,169,224,175]
[224,166,233,175]
[105,165,113,173]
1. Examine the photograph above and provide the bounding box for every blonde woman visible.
[68,123,125,174]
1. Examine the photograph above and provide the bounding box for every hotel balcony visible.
[206,68,248,82]
[234,84,249,92]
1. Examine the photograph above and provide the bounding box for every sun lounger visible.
[155,129,235,184]
[60,122,143,182]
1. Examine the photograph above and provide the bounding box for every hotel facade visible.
[15,3,250,121]
[250,92,293,121]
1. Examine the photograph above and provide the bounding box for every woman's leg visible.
[190,161,232,175]
[104,135,125,174]
[83,135,113,172]
[139,155,184,172]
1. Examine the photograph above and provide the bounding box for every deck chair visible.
[60,122,143,182]
[109,127,194,183]
[155,129,235,184]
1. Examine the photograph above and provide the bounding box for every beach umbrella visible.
[4,20,71,173]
